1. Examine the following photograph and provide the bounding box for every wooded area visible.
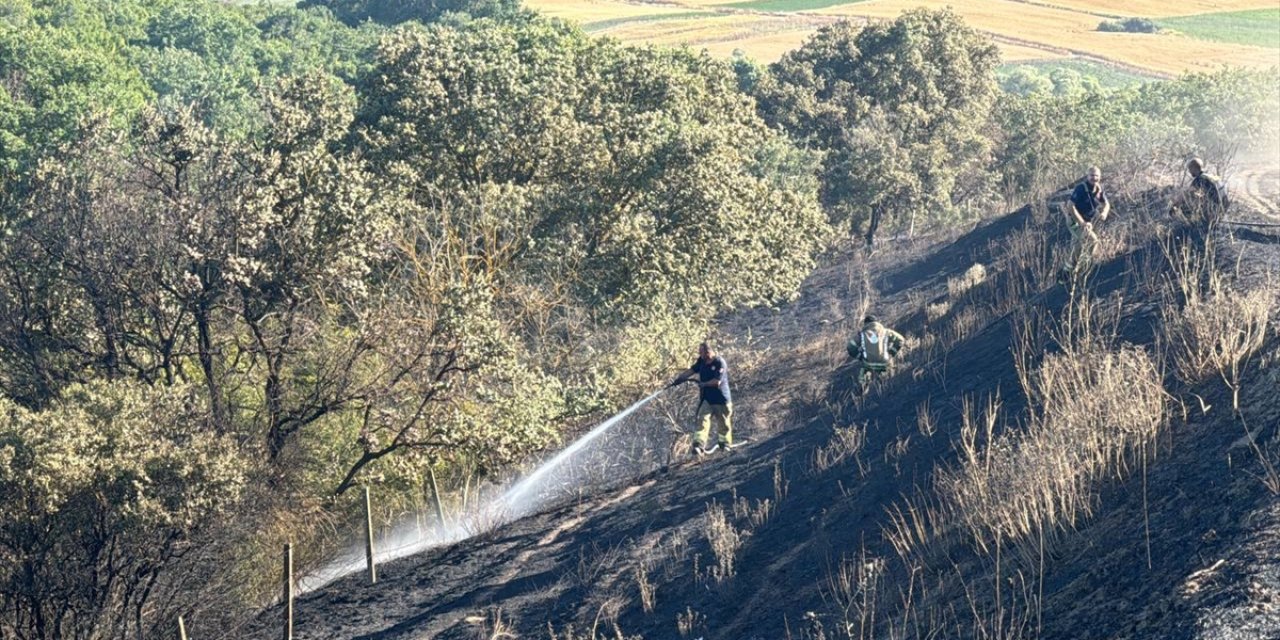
[0,1,1275,637]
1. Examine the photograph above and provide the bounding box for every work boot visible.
[712,443,732,454]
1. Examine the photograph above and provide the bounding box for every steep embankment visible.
[244,194,1280,639]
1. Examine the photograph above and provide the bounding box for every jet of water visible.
[299,388,669,591]
[497,389,664,517]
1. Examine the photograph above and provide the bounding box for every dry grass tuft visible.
[925,300,951,323]
[947,263,988,299]
[704,502,743,583]
[812,425,868,475]
[676,606,705,638]
[732,493,775,530]
[939,343,1165,553]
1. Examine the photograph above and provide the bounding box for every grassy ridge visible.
[1158,9,1280,48]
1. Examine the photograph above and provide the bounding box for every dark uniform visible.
[1064,180,1107,278]
[691,356,732,449]
[1181,173,1229,225]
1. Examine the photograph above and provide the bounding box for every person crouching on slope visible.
[1058,165,1110,286]
[670,341,733,455]
[847,315,904,397]
[1170,157,1229,232]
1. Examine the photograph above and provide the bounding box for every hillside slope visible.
[243,192,1280,639]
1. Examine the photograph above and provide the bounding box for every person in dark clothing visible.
[1058,166,1110,285]
[1172,157,1229,227]
[671,342,732,455]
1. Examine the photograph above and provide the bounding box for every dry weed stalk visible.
[1161,240,1271,413]
[476,607,516,640]
[634,563,655,613]
[916,399,937,438]
[822,550,884,640]
[883,492,945,569]
[704,502,743,583]
[812,425,868,475]
[774,461,790,502]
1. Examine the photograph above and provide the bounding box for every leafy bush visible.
[1098,17,1161,33]
[0,381,247,639]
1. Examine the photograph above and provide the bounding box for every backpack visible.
[1199,174,1230,212]
[859,324,891,364]
[1213,178,1231,211]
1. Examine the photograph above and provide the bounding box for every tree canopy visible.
[756,10,1001,246]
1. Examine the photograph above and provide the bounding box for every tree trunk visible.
[194,302,225,430]
[863,206,883,249]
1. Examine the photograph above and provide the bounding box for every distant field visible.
[583,12,712,33]
[1157,9,1280,49]
[1029,0,1280,18]
[526,0,1280,79]
[723,0,866,11]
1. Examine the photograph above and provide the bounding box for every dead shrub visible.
[939,343,1165,553]
[1161,252,1271,412]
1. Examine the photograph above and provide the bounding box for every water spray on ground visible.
[299,389,668,591]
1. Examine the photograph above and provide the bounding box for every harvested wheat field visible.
[528,0,1280,75]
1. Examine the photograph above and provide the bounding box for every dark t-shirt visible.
[1191,174,1228,210]
[1070,182,1107,223]
[691,356,731,405]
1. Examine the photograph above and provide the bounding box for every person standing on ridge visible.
[1058,166,1110,285]
[847,315,905,396]
[1171,157,1229,230]
[670,341,733,455]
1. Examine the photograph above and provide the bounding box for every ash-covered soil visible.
[240,183,1280,640]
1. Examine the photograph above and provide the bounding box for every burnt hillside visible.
[244,188,1280,640]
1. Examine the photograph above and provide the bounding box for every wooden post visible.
[364,486,377,584]
[428,466,447,528]
[177,616,188,640]
[283,543,293,640]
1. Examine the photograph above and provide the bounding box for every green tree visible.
[357,19,829,320]
[299,0,524,27]
[0,0,154,185]
[1000,66,1054,96]
[0,381,246,640]
[757,10,1001,246]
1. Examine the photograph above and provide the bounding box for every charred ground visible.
[244,173,1280,640]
